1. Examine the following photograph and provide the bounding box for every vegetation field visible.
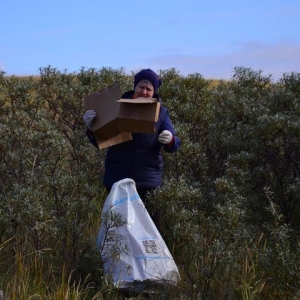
[1,66,300,299]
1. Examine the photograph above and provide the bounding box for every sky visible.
[1,0,300,81]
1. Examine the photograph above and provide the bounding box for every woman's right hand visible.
[83,110,97,130]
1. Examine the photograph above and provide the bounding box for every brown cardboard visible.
[84,83,160,148]
[95,132,133,149]
[117,98,160,134]
[117,97,158,104]
[84,82,122,139]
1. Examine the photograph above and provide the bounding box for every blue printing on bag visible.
[113,193,140,205]
[135,255,171,260]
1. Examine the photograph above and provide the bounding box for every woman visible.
[83,68,181,230]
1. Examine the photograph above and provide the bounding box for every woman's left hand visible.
[158,130,173,144]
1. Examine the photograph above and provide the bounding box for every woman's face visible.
[134,80,154,98]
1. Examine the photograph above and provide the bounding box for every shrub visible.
[1,66,300,299]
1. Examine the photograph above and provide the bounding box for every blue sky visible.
[1,0,299,80]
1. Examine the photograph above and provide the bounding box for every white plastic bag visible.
[96,178,180,292]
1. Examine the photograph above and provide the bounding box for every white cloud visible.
[145,40,300,80]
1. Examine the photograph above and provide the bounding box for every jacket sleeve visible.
[159,109,181,153]
[86,129,99,148]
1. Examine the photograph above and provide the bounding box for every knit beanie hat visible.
[134,68,162,93]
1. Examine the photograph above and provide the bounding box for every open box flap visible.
[95,132,133,149]
[117,97,158,103]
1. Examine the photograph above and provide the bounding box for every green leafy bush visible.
[1,66,300,299]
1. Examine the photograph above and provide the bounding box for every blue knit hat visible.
[134,68,162,93]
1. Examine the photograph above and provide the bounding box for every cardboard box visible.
[95,132,133,149]
[116,98,160,134]
[84,82,160,149]
[84,82,122,139]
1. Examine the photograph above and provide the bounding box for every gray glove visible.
[158,130,173,144]
[83,110,97,130]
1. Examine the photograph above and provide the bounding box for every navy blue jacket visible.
[87,90,181,188]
